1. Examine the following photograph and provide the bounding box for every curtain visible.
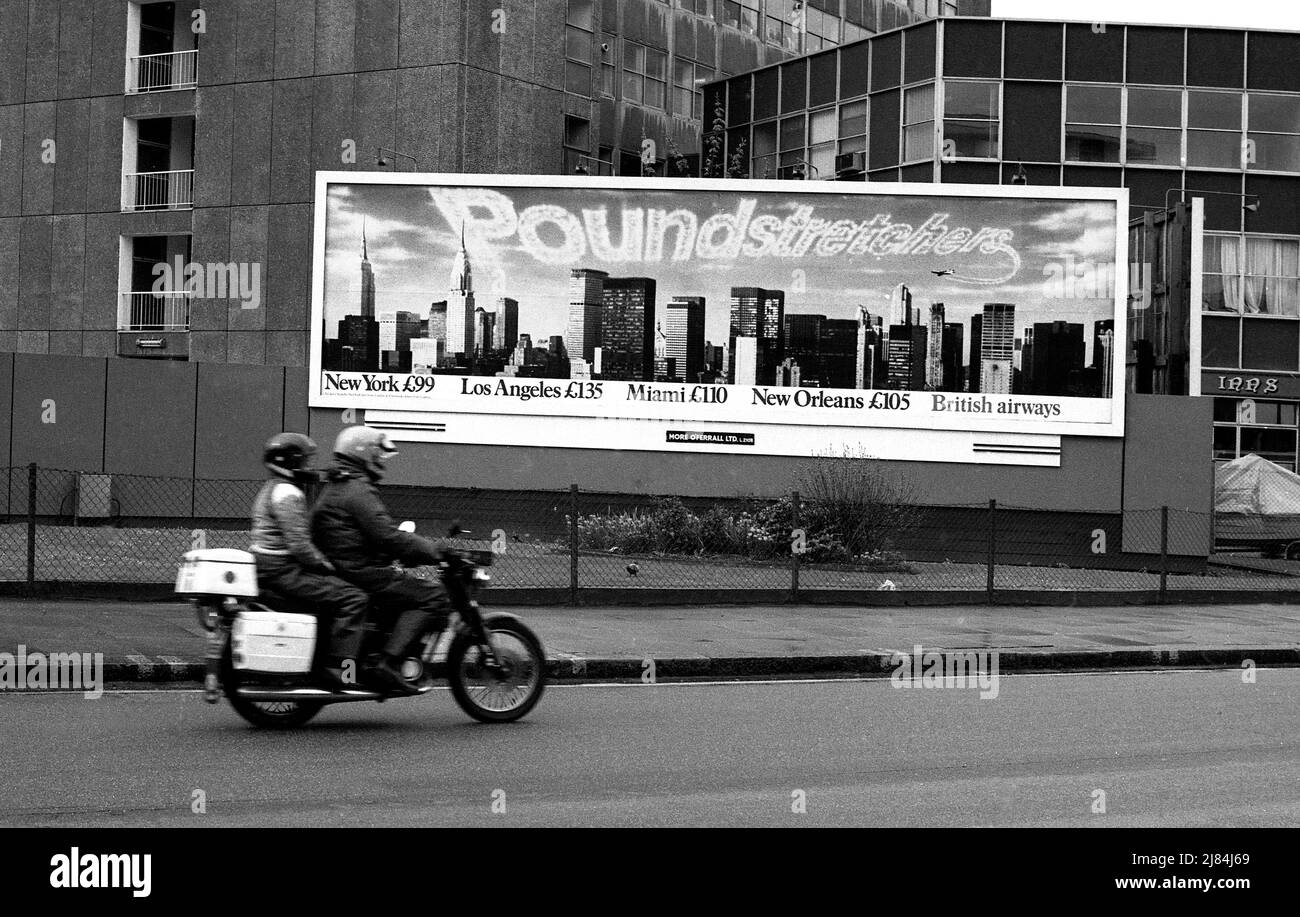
[1246,237,1300,317]
[1220,238,1245,313]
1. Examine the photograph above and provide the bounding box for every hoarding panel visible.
[309,173,1127,464]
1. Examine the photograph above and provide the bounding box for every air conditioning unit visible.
[835,151,866,176]
[76,473,112,520]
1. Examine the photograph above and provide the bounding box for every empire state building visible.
[446,224,475,357]
[359,220,375,319]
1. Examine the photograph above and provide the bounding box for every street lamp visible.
[376,147,419,170]
[573,154,614,176]
[1163,188,1260,214]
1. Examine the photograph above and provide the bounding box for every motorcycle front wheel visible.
[447,616,546,723]
[221,643,324,729]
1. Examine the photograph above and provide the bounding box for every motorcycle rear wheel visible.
[221,643,324,729]
[447,617,546,723]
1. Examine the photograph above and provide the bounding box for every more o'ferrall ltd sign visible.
[309,173,1126,465]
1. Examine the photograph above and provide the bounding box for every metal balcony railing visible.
[127,49,197,93]
[119,291,192,332]
[122,170,194,211]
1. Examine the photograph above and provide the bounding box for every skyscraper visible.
[888,283,913,327]
[600,277,657,381]
[941,322,964,392]
[428,301,447,347]
[568,269,608,365]
[733,336,759,386]
[968,313,983,393]
[494,297,519,352]
[1098,329,1115,398]
[887,324,928,390]
[446,224,475,358]
[825,317,865,389]
[474,307,496,355]
[663,296,706,383]
[359,220,375,319]
[338,315,379,371]
[785,313,824,385]
[980,303,1015,395]
[729,287,785,385]
[926,303,945,390]
[1028,321,1086,396]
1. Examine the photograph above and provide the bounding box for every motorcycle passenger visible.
[311,426,452,697]
[250,432,370,691]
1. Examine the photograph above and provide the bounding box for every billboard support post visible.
[790,490,801,602]
[569,484,580,606]
[986,499,996,605]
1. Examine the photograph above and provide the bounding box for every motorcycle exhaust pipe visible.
[234,685,431,703]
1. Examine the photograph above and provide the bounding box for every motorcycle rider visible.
[311,425,452,697]
[250,432,370,691]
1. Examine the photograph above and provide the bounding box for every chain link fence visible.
[3,464,1298,601]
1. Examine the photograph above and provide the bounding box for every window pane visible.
[1213,425,1237,460]
[1127,88,1182,127]
[945,119,999,158]
[780,115,805,150]
[839,99,867,136]
[567,0,594,30]
[646,49,667,80]
[809,108,836,144]
[1065,124,1121,162]
[838,135,866,154]
[945,81,998,120]
[1201,315,1240,367]
[809,141,835,178]
[1241,318,1299,370]
[1239,426,1298,463]
[673,60,692,88]
[752,121,777,155]
[566,27,592,61]
[1187,130,1242,168]
[1202,272,1231,311]
[567,61,591,94]
[904,123,934,160]
[645,78,665,109]
[1213,397,1238,423]
[622,71,642,102]
[904,83,935,123]
[1248,132,1300,171]
[626,43,645,72]
[1248,93,1300,134]
[1126,126,1181,166]
[1188,91,1241,130]
[1066,85,1121,123]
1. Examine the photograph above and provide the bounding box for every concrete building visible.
[980,303,1015,396]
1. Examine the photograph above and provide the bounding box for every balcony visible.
[122,170,194,212]
[127,49,197,93]
[119,291,191,332]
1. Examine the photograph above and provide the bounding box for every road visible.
[2,670,1297,827]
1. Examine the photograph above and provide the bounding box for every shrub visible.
[794,448,921,557]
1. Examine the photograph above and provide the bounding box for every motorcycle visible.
[176,523,546,728]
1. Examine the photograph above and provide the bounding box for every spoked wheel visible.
[220,644,324,729]
[447,617,546,723]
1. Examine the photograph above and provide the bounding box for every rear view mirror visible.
[398,520,416,533]
[448,521,467,537]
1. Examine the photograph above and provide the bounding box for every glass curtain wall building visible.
[706,17,1300,469]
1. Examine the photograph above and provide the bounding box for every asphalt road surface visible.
[2,670,1297,827]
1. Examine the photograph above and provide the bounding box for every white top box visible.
[175,548,259,597]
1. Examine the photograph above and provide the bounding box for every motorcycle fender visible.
[478,611,528,631]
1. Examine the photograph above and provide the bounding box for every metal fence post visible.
[569,484,579,606]
[26,463,37,594]
[1159,505,1169,604]
[790,490,801,602]
[986,499,996,605]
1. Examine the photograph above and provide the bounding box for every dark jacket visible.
[310,456,444,590]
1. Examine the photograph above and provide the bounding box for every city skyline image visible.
[319,180,1121,396]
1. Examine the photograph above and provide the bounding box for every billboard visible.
[310,173,1127,465]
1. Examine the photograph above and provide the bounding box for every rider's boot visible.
[367,654,421,696]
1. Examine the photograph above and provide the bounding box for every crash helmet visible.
[333,425,399,477]
[263,432,318,481]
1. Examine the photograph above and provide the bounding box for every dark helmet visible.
[263,432,318,481]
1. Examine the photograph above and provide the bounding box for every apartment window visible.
[764,0,802,53]
[676,0,714,14]
[903,83,935,162]
[1203,233,1300,317]
[943,80,999,159]
[565,1,594,96]
[1065,85,1122,163]
[808,107,837,178]
[1213,398,1299,469]
[673,59,713,119]
[623,42,667,109]
[838,98,867,159]
[722,0,759,34]
[1126,87,1182,167]
[1247,93,1300,172]
[1187,90,1243,170]
[600,33,616,97]
[779,114,806,177]
[752,121,777,179]
[562,116,593,174]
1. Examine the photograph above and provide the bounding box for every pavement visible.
[1,597,1298,682]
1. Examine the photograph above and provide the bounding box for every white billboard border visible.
[308,171,1129,449]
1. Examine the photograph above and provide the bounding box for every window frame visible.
[941,77,1002,162]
